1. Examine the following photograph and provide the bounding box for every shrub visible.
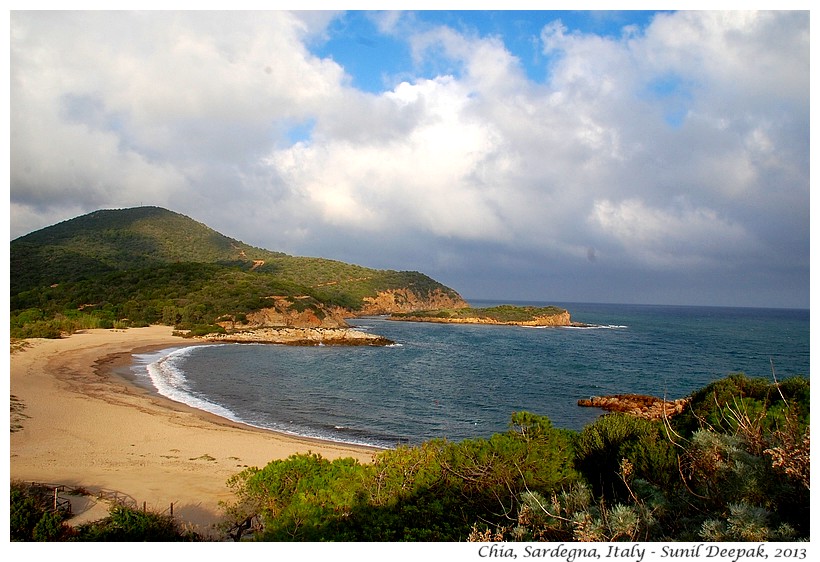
[573,414,678,501]
[74,504,197,541]
[699,502,798,542]
[224,453,372,541]
[10,482,71,541]
[11,320,63,339]
[673,373,809,438]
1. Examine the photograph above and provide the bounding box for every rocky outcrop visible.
[196,327,394,346]
[359,288,469,316]
[578,394,689,420]
[219,296,350,330]
[208,296,393,344]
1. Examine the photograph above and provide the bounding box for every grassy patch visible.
[189,454,217,462]
[10,395,28,433]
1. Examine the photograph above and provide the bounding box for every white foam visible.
[134,344,391,449]
[145,346,242,423]
[561,324,628,330]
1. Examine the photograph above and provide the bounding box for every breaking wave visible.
[143,345,243,423]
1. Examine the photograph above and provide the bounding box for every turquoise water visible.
[131,301,809,448]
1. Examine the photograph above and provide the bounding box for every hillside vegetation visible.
[10,206,465,338]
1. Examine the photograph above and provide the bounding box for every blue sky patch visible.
[311,10,663,92]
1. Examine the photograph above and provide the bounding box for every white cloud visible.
[369,11,403,35]
[640,11,808,106]
[588,198,753,268]
[10,11,348,213]
[268,76,511,240]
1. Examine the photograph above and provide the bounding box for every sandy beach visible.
[9,326,379,538]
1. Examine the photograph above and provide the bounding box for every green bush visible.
[673,373,809,438]
[573,414,678,501]
[10,320,63,339]
[224,453,372,541]
[10,482,70,541]
[73,504,196,541]
[32,510,67,541]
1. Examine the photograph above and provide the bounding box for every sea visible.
[126,301,810,449]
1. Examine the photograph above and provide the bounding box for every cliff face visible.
[358,288,469,316]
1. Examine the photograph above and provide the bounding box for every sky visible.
[7,7,812,308]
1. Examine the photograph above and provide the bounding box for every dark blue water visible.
[131,301,809,449]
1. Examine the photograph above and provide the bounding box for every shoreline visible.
[9,326,380,537]
[107,340,393,449]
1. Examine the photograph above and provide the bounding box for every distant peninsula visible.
[390,304,578,327]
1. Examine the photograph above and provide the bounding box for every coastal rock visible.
[578,394,689,420]
[359,288,469,315]
[225,289,470,330]
[196,327,394,346]
[219,297,350,330]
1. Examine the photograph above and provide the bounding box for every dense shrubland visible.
[10,262,315,336]
[219,374,809,542]
[221,412,577,541]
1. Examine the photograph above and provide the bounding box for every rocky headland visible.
[578,394,690,420]
[198,288,470,345]
[390,304,575,327]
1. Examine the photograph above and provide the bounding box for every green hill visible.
[10,206,285,294]
[10,206,466,337]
